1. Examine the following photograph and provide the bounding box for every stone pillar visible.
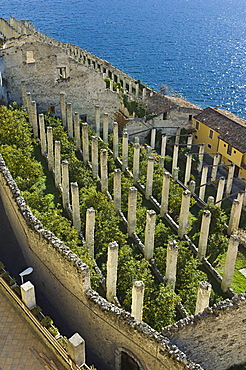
[127,187,137,236]
[62,161,70,209]
[31,101,39,138]
[165,240,178,289]
[26,92,32,115]
[160,171,170,216]
[197,144,205,173]
[195,282,212,315]
[144,210,156,260]
[82,123,89,164]
[172,144,179,176]
[21,81,27,106]
[160,134,167,168]
[199,166,208,201]
[67,103,73,138]
[184,153,192,187]
[243,187,246,210]
[175,127,181,146]
[221,235,239,292]
[135,82,139,98]
[47,126,54,171]
[74,112,81,151]
[145,156,155,200]
[122,130,128,171]
[85,207,95,258]
[187,134,192,149]
[225,164,235,197]
[173,167,179,181]
[71,182,81,231]
[178,190,191,238]
[211,153,221,182]
[39,113,47,156]
[103,113,109,143]
[207,196,214,205]
[54,141,61,188]
[21,281,36,309]
[106,241,119,302]
[131,281,144,321]
[215,177,225,207]
[95,105,100,136]
[188,180,196,195]
[133,142,140,183]
[227,195,243,235]
[197,210,211,261]
[100,149,108,192]
[91,136,98,178]
[60,92,66,129]
[68,333,85,367]
[114,169,121,213]
[113,122,118,159]
[150,128,156,149]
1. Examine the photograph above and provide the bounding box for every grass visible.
[216,251,246,293]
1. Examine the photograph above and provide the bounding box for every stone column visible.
[95,105,100,136]
[67,103,73,138]
[54,141,61,188]
[221,235,239,292]
[21,81,27,106]
[106,241,119,302]
[150,128,156,149]
[207,196,214,205]
[20,281,36,309]
[199,166,208,201]
[160,134,167,168]
[68,333,85,367]
[227,194,243,235]
[211,153,221,182]
[225,164,235,197]
[195,282,212,315]
[184,153,192,187]
[71,182,81,231]
[31,101,39,138]
[160,171,170,216]
[187,134,192,149]
[188,180,196,195]
[145,156,155,200]
[144,210,156,260]
[131,281,144,322]
[85,207,95,258]
[114,169,121,213]
[165,240,178,289]
[175,127,181,146]
[74,112,81,151]
[47,126,54,171]
[172,144,179,176]
[215,177,225,207]
[178,190,191,237]
[100,149,108,192]
[26,92,32,125]
[62,161,70,209]
[82,123,89,164]
[173,167,179,181]
[103,113,109,143]
[243,187,246,210]
[122,130,128,171]
[135,82,139,98]
[127,187,137,236]
[197,144,205,173]
[113,122,119,160]
[133,142,140,183]
[60,92,66,129]
[198,210,211,261]
[39,113,47,156]
[91,136,98,178]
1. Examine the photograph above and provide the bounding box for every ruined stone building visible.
[0,16,246,370]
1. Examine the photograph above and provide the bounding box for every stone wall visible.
[0,156,202,370]
[0,17,19,39]
[163,295,246,370]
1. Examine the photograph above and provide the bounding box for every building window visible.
[209,129,213,139]
[194,135,198,140]
[57,67,67,79]
[234,150,236,154]
[163,112,168,120]
[224,144,226,147]
[195,121,200,130]
[208,143,212,149]
[189,114,192,121]
[227,144,232,155]
[26,50,35,63]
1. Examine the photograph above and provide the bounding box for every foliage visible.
[123,95,146,117]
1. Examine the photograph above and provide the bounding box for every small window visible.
[26,50,35,63]
[163,112,168,120]
[224,144,226,147]
[227,144,232,155]
[234,150,236,154]
[195,121,200,130]
[209,129,213,139]
[194,135,198,140]
[208,143,212,149]
[189,114,192,121]
[57,67,67,79]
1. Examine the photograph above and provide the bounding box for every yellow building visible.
[193,107,246,180]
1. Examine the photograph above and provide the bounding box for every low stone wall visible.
[0,156,203,370]
[0,17,19,39]
[163,294,246,370]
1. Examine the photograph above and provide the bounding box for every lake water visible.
[2,0,246,118]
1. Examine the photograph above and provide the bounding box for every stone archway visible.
[115,348,145,370]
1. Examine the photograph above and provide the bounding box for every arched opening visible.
[121,351,140,370]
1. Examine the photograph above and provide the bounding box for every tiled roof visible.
[194,107,246,153]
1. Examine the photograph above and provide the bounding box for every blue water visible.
[2,0,246,118]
